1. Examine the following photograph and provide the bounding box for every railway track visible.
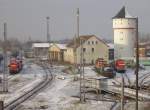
[4,62,53,110]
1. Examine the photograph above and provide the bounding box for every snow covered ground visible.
[0,61,45,103]
[0,61,149,110]
[124,102,150,110]
[114,67,150,86]
[17,66,115,110]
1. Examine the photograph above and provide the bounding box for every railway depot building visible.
[32,43,67,62]
[64,35,109,64]
[32,35,110,64]
[49,43,67,62]
[32,43,50,59]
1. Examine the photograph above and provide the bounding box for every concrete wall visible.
[113,18,136,59]
[64,47,75,63]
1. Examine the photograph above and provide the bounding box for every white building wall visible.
[64,36,109,64]
[113,18,136,59]
[76,36,109,64]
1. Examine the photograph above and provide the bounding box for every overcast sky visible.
[0,0,150,42]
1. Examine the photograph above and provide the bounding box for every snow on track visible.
[4,77,43,105]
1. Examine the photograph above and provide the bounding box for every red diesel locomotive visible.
[8,58,23,74]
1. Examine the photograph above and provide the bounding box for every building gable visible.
[84,35,109,48]
[49,44,60,52]
[67,35,108,49]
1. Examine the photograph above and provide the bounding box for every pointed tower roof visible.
[113,6,134,19]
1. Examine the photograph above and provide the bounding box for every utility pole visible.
[77,8,83,102]
[135,17,139,110]
[121,74,124,110]
[116,59,125,110]
[83,49,85,102]
[77,8,85,103]
[77,8,82,102]
[74,34,77,73]
[3,23,8,92]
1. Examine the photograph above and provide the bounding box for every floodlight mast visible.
[3,22,8,92]
[46,16,51,65]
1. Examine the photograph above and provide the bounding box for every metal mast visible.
[77,8,85,103]
[74,34,77,72]
[3,23,8,92]
[46,16,50,43]
[46,17,51,64]
[135,17,139,110]
[121,74,124,110]
[77,8,82,102]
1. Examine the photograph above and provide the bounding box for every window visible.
[91,60,94,64]
[83,58,86,63]
[120,32,123,34]
[88,41,90,44]
[92,48,94,52]
[92,41,94,44]
[120,37,123,40]
[95,41,98,44]
[83,48,86,52]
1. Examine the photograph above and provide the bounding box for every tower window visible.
[88,41,90,44]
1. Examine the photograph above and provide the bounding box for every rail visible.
[4,62,53,110]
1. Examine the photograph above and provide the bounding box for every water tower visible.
[113,6,136,60]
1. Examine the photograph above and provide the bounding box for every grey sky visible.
[0,0,149,42]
